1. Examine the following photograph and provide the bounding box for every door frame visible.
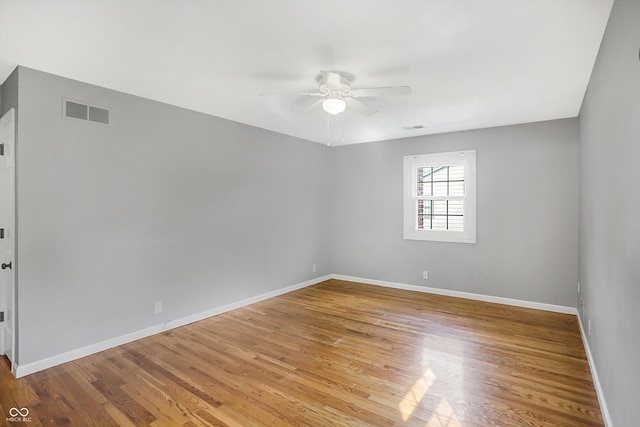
[0,107,16,372]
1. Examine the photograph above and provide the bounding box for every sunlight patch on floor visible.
[399,367,436,421]
[426,399,463,427]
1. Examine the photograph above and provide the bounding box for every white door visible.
[0,108,16,369]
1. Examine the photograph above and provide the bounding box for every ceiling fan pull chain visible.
[326,113,331,146]
[341,110,345,144]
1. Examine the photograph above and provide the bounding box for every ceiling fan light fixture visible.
[322,95,346,115]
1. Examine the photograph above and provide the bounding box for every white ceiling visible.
[0,0,613,146]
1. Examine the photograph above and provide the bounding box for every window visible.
[404,150,476,243]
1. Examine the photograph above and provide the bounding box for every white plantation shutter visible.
[404,150,476,243]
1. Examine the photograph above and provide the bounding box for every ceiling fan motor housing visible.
[318,71,353,97]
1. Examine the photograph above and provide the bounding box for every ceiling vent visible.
[64,99,110,125]
[402,125,425,130]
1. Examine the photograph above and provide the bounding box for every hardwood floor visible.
[1,279,603,426]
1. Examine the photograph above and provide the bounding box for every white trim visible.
[403,150,476,244]
[164,275,331,330]
[15,324,165,378]
[13,273,581,378]
[331,274,577,314]
[577,313,613,427]
[14,275,331,378]
[0,108,16,371]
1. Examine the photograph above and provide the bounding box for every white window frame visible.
[403,150,476,243]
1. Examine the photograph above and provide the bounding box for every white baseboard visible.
[14,275,331,378]
[330,274,577,314]
[577,313,613,427]
[14,273,578,378]
[164,275,331,330]
[15,324,165,378]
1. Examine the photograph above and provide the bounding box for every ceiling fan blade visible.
[298,97,325,115]
[259,91,324,97]
[350,85,412,97]
[345,97,377,116]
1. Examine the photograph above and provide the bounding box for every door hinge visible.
[0,228,3,239]
[0,312,4,322]
[0,143,4,156]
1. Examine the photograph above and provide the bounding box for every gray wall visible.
[5,59,611,398]
[14,67,332,365]
[579,0,640,425]
[1,68,19,116]
[331,119,579,307]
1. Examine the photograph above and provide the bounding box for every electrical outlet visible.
[312,264,317,273]
[423,271,429,280]
[577,282,580,293]
[154,300,163,314]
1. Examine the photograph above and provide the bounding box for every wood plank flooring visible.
[1,279,603,426]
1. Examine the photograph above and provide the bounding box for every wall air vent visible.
[65,101,88,120]
[64,99,110,125]
[89,106,110,124]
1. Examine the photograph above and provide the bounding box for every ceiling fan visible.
[263,70,411,117]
